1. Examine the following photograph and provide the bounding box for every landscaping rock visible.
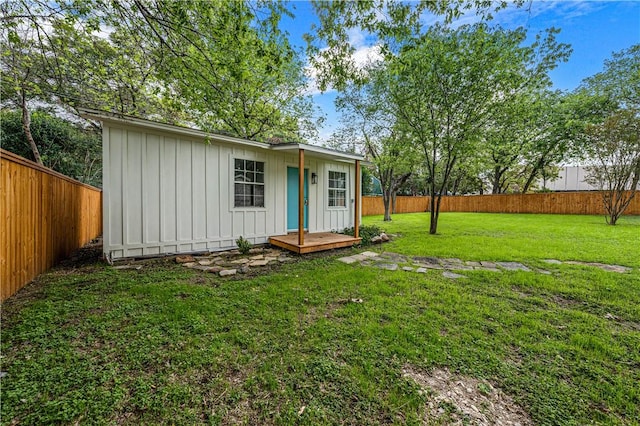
[249,259,269,267]
[402,266,414,272]
[443,271,466,279]
[219,269,237,277]
[0,372,7,379]
[239,266,251,274]
[465,261,481,267]
[230,258,249,264]
[250,254,264,260]
[371,236,383,244]
[207,266,223,273]
[113,265,143,270]
[176,255,196,264]
[278,256,292,262]
[182,262,196,268]
[380,233,390,242]
[480,261,498,268]
[416,267,427,273]
[198,260,214,266]
[265,256,278,262]
[338,256,358,264]
[497,262,531,272]
[248,248,264,254]
[543,259,563,265]
[192,265,214,272]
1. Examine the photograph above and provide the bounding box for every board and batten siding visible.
[103,123,357,260]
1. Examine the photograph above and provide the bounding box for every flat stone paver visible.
[496,262,531,272]
[198,260,214,266]
[249,259,269,267]
[443,271,466,279]
[113,265,143,270]
[360,251,379,258]
[219,269,237,276]
[375,263,398,271]
[336,251,633,278]
[447,264,474,271]
[414,263,442,270]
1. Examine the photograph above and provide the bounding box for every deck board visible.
[269,232,361,254]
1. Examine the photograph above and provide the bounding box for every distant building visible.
[540,166,640,192]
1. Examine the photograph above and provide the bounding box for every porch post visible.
[354,160,360,239]
[298,148,305,246]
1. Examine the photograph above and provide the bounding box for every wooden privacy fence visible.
[362,192,640,216]
[1,149,103,301]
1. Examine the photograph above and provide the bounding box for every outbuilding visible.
[82,110,363,261]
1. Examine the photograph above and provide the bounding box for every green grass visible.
[1,213,639,425]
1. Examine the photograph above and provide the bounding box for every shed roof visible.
[80,109,365,163]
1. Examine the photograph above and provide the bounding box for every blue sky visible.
[280,1,640,144]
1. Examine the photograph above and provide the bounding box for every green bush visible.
[342,224,383,245]
[235,236,252,254]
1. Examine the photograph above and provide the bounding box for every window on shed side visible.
[234,159,265,208]
[328,171,346,207]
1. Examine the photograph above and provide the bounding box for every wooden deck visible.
[269,232,362,254]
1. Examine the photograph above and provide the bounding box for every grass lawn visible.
[1,212,639,425]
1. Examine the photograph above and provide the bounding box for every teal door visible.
[287,167,308,231]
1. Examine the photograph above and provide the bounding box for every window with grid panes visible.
[234,159,265,208]
[328,171,346,207]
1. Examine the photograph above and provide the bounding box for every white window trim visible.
[327,169,348,210]
[231,156,267,211]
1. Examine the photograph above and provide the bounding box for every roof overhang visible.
[269,143,364,163]
[80,109,365,163]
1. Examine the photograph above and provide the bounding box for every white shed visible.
[83,110,363,260]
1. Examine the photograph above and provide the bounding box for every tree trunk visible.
[391,192,397,214]
[382,188,392,221]
[19,88,43,165]
[428,179,438,234]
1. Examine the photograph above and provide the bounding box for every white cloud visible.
[420,0,605,29]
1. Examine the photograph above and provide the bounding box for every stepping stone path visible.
[337,252,633,278]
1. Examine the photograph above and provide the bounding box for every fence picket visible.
[1,149,102,301]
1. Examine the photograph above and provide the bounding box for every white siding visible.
[103,123,360,259]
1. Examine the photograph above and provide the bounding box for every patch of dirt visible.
[403,365,533,426]
[58,237,105,269]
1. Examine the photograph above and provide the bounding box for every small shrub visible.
[235,236,252,254]
[342,224,383,245]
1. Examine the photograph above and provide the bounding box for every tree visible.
[306,0,527,92]
[330,69,417,221]
[2,1,317,142]
[385,24,569,233]
[581,44,639,109]
[0,109,102,186]
[584,110,640,225]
